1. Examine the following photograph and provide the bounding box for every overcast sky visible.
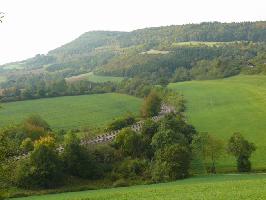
[0,0,266,64]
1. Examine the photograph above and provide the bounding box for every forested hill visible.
[50,21,266,56]
[1,21,266,85]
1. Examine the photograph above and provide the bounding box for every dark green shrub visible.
[152,144,191,182]
[0,192,5,200]
[141,91,162,118]
[228,133,256,172]
[20,138,34,153]
[113,128,143,158]
[113,158,148,179]
[92,145,117,177]
[107,114,135,131]
[112,178,129,187]
[19,115,51,141]
[23,114,50,131]
[15,136,63,189]
[237,155,251,172]
[62,133,96,179]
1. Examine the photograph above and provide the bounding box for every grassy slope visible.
[169,75,266,171]
[2,63,25,70]
[171,41,236,47]
[66,72,124,83]
[0,75,6,83]
[0,93,142,129]
[14,174,266,200]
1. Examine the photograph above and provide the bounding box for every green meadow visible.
[171,41,237,47]
[14,174,266,200]
[0,93,142,129]
[66,72,124,83]
[169,75,266,171]
[2,63,26,70]
[0,75,6,83]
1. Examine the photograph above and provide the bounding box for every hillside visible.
[1,21,266,88]
[0,93,142,129]
[2,1,266,198]
[49,21,266,61]
[14,174,266,200]
[169,75,266,171]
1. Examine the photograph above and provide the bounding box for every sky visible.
[0,0,266,65]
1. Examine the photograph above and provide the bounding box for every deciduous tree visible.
[192,132,224,173]
[152,144,191,181]
[141,91,162,118]
[227,133,256,172]
[16,135,63,188]
[113,128,143,158]
[62,132,95,179]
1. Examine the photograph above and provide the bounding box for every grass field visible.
[140,49,170,55]
[2,63,26,70]
[66,72,124,83]
[0,93,142,129]
[169,75,266,171]
[171,41,237,47]
[0,75,6,83]
[14,174,266,200]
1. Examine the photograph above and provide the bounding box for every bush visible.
[237,155,251,172]
[191,132,224,174]
[22,123,47,141]
[112,178,129,187]
[92,145,117,177]
[23,114,50,131]
[113,128,143,158]
[62,133,96,179]
[15,158,35,188]
[151,114,196,149]
[20,115,51,141]
[113,158,148,179]
[20,138,34,153]
[15,136,63,189]
[228,133,256,172]
[141,91,162,118]
[152,144,191,182]
[107,114,135,131]
[141,119,158,141]
[0,192,5,200]
[152,129,186,150]
[140,119,159,159]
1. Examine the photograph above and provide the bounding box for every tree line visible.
[96,42,266,84]
[0,72,159,102]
